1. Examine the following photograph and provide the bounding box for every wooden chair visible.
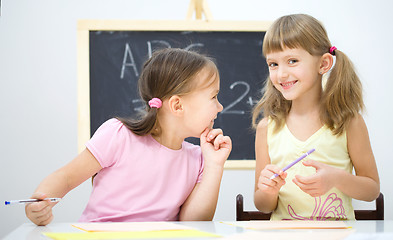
[236,193,384,221]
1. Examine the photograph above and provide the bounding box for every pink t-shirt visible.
[79,118,204,222]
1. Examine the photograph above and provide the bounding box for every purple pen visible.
[270,148,315,180]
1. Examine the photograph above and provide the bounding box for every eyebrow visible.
[210,86,220,95]
[266,54,300,61]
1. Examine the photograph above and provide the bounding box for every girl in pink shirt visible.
[25,48,232,225]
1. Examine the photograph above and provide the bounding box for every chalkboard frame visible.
[77,20,271,169]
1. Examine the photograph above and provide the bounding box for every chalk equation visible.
[119,41,260,115]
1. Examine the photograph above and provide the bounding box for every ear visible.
[167,95,183,115]
[318,53,334,75]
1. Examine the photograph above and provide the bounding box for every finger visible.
[200,128,210,144]
[293,177,318,192]
[278,171,287,180]
[258,178,276,189]
[219,136,232,150]
[299,186,321,197]
[302,159,320,170]
[266,165,284,179]
[261,171,285,186]
[27,200,52,213]
[36,208,54,226]
[38,214,54,226]
[293,176,310,189]
[26,203,53,225]
[294,174,316,185]
[35,204,53,220]
[30,192,48,201]
[206,128,223,142]
[259,176,286,193]
[212,134,221,150]
[213,134,229,150]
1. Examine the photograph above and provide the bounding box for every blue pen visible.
[270,148,316,180]
[5,198,62,205]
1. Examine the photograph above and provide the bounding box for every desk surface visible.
[4,220,393,240]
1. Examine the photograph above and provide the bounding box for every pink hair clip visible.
[148,98,162,109]
[329,46,337,55]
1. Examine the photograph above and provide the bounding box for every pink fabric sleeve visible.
[85,119,125,168]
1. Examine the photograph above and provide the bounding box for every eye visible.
[267,62,278,68]
[288,59,298,64]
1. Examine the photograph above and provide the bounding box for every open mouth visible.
[280,80,298,89]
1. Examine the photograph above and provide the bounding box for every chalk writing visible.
[120,43,139,78]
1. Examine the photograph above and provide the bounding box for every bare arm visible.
[337,114,380,200]
[25,148,102,225]
[254,118,287,213]
[179,128,231,221]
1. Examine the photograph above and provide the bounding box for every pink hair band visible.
[329,46,337,55]
[148,98,162,109]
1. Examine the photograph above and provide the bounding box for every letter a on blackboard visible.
[120,43,139,78]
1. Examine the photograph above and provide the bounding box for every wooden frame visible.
[77,20,271,170]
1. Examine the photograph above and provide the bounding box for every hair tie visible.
[148,98,162,109]
[329,46,337,55]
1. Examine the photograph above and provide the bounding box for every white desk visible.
[4,220,393,239]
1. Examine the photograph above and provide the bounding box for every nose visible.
[277,66,289,80]
[217,100,224,113]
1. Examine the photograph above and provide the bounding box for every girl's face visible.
[266,47,322,101]
[181,67,223,138]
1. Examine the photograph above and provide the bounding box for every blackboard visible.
[77,20,271,169]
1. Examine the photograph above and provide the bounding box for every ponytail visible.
[321,50,364,135]
[117,107,160,136]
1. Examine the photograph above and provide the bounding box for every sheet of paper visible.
[221,229,354,240]
[72,222,193,232]
[43,229,220,240]
[344,232,393,240]
[222,220,349,230]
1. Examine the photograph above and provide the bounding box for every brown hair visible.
[118,48,218,136]
[252,14,364,135]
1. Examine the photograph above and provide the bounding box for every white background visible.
[1,0,392,237]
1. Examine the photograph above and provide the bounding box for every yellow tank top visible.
[267,119,355,220]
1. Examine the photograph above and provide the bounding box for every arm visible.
[25,148,102,225]
[293,114,380,201]
[254,118,287,213]
[336,114,380,200]
[179,128,231,221]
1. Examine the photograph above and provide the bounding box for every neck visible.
[291,83,322,115]
[152,129,184,150]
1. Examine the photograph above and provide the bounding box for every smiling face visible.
[266,47,322,101]
[180,67,223,138]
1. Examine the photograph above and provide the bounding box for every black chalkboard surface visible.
[77,20,271,169]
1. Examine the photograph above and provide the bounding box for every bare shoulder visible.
[346,113,373,159]
[347,113,369,137]
[256,117,269,134]
[255,117,269,156]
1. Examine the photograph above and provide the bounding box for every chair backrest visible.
[354,192,384,220]
[236,192,384,221]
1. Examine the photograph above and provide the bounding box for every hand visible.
[257,164,287,195]
[25,193,54,226]
[200,128,232,167]
[292,160,337,197]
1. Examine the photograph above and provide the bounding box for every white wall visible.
[1,0,392,237]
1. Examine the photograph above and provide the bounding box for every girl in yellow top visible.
[252,14,380,220]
